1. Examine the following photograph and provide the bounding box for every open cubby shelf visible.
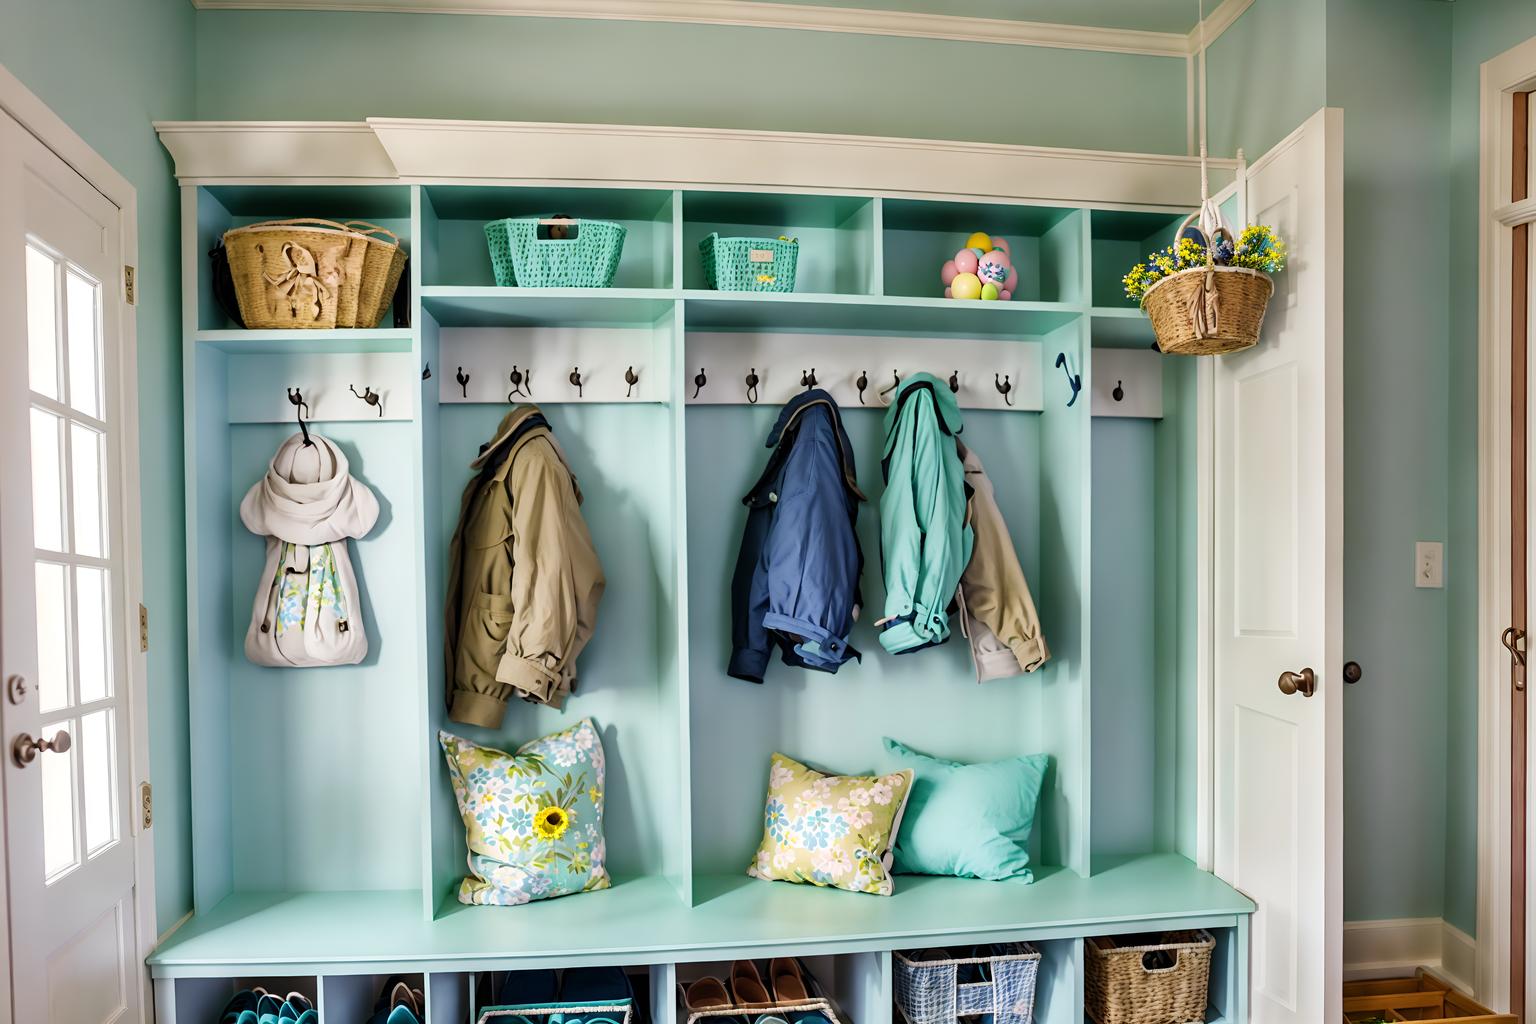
[159,180,1249,1024]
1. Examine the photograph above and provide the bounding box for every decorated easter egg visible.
[951,272,983,300]
[954,248,979,275]
[999,289,1012,301]
[991,237,1011,258]
[965,231,992,251]
[981,283,1000,300]
[969,247,987,260]
[941,259,959,286]
[977,250,1011,287]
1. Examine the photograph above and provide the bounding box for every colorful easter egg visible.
[954,249,979,275]
[991,237,1011,258]
[965,231,992,251]
[951,272,983,300]
[1005,268,1019,293]
[999,289,1012,301]
[941,259,959,286]
[981,282,1000,300]
[944,286,953,298]
[977,250,1011,286]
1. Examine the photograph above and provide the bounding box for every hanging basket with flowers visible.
[1124,211,1287,356]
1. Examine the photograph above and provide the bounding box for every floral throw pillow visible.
[748,752,914,896]
[439,718,610,906]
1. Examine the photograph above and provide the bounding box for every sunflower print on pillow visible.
[439,718,610,906]
[748,753,914,896]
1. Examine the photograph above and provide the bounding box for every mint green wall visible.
[190,11,1188,153]
[1445,0,1536,941]
[1326,0,1456,927]
[1205,0,1326,160]
[0,0,195,932]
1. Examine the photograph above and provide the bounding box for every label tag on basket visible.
[749,249,775,263]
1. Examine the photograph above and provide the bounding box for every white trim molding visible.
[154,118,1240,210]
[1342,918,1477,995]
[189,0,1255,58]
[1477,31,1536,1018]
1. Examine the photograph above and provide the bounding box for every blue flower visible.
[765,799,790,842]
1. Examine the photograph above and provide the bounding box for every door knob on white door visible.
[1278,667,1317,697]
[12,729,70,768]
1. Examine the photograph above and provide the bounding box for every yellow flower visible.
[533,805,573,841]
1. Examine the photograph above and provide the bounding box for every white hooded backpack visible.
[240,432,379,667]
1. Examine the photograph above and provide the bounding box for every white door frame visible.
[1477,32,1536,1016]
[0,61,155,1024]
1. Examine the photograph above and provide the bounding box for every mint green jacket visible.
[877,373,973,654]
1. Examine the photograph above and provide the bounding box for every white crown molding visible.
[187,0,1253,58]
[154,118,1239,209]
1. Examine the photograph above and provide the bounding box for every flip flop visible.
[385,1005,420,1024]
[219,992,260,1024]
[684,977,732,1012]
[768,960,808,1004]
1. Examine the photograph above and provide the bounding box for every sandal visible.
[768,960,808,1004]
[730,962,771,1008]
[684,977,732,1012]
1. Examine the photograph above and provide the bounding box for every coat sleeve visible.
[495,441,605,707]
[961,470,1049,678]
[760,419,861,671]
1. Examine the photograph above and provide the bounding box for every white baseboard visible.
[1342,918,1477,995]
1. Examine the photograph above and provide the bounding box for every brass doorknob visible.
[12,729,71,768]
[1278,667,1317,697]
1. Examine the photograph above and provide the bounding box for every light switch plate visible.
[1416,541,1444,589]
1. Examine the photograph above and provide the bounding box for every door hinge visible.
[139,603,148,652]
[123,265,136,306]
[140,781,152,829]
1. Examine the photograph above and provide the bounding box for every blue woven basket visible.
[894,945,1041,1024]
[699,233,798,292]
[484,216,627,288]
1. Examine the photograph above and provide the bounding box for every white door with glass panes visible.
[1214,107,1345,1024]
[0,109,147,1023]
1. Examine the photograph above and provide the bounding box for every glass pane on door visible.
[34,561,70,714]
[79,710,117,856]
[30,407,64,552]
[75,566,111,704]
[70,422,105,558]
[40,719,78,882]
[25,244,58,400]
[64,268,100,419]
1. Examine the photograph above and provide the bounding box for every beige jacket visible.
[956,440,1049,680]
[445,406,605,727]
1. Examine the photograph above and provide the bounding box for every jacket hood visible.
[470,404,548,470]
[884,373,963,438]
[761,389,865,501]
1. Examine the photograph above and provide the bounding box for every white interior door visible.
[0,110,145,1023]
[1213,107,1344,1024]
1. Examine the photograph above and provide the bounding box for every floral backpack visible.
[240,432,378,668]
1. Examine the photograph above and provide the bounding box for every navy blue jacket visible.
[728,390,866,682]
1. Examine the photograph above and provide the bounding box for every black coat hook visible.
[1112,379,1125,402]
[350,384,383,418]
[879,370,902,400]
[507,365,531,401]
[693,368,707,399]
[801,368,817,391]
[1054,352,1082,408]
[569,367,584,398]
[456,366,470,399]
[948,371,960,394]
[286,387,314,446]
[994,373,1014,407]
[625,366,640,398]
[856,370,869,405]
[422,363,432,381]
[745,368,760,405]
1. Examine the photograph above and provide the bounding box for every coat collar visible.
[884,372,964,437]
[470,404,548,470]
[749,389,865,503]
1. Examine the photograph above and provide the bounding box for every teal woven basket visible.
[484,216,627,288]
[699,233,798,292]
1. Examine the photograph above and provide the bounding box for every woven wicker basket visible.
[223,219,405,329]
[484,216,627,288]
[894,944,1041,1024]
[1141,265,1274,355]
[1084,931,1214,1024]
[699,233,799,292]
[683,996,846,1024]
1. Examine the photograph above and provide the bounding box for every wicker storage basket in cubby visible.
[699,233,799,292]
[223,218,406,329]
[479,1000,635,1024]
[484,215,627,288]
[684,996,847,1024]
[1084,931,1213,1024]
[1342,968,1515,1023]
[894,944,1041,1024]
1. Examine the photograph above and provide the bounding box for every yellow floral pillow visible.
[748,753,914,896]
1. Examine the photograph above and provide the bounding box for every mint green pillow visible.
[880,737,1048,882]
